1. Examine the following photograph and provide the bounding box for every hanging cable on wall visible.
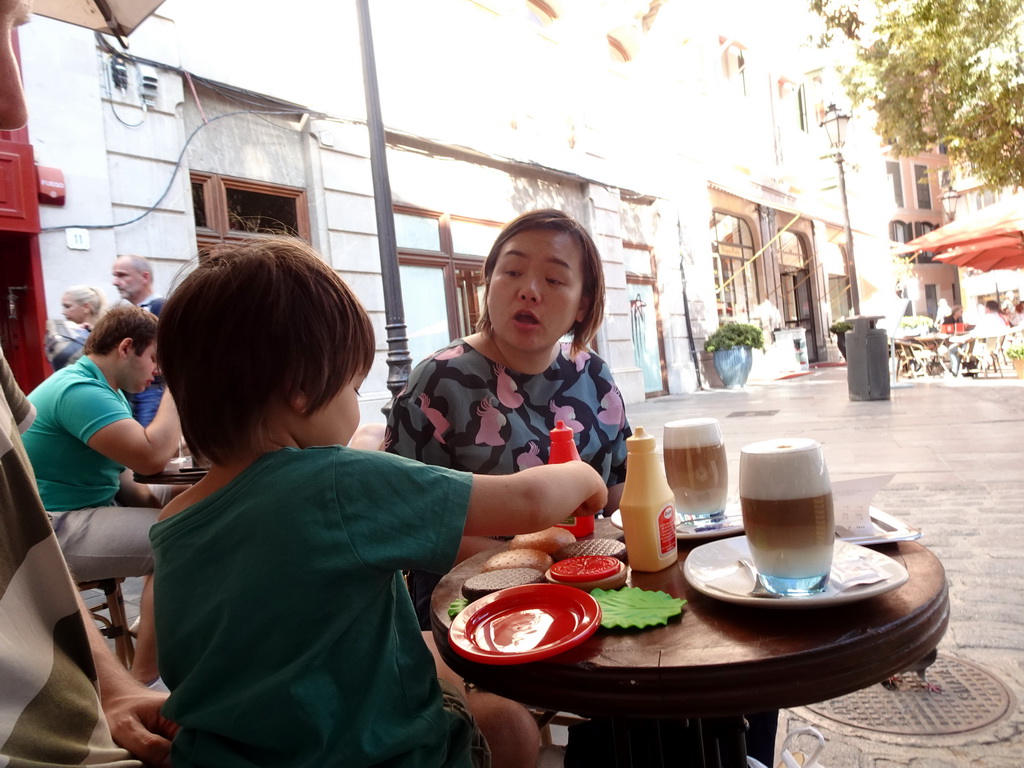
[106,52,146,127]
[40,109,309,233]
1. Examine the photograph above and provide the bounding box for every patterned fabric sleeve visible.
[1,355,138,766]
[387,340,631,486]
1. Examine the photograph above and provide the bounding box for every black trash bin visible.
[846,315,890,401]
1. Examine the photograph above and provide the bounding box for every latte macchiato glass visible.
[739,438,834,596]
[663,418,728,524]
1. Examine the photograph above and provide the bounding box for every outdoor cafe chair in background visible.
[77,577,135,669]
[955,329,1015,378]
[974,331,1012,377]
[893,338,945,379]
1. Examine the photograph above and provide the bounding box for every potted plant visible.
[897,315,937,336]
[1007,343,1024,379]
[829,320,853,360]
[704,323,765,388]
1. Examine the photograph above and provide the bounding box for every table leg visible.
[603,717,702,767]
[699,716,749,768]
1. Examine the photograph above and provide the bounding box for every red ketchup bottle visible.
[549,420,595,537]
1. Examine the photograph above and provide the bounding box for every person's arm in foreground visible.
[464,461,607,536]
[79,594,178,766]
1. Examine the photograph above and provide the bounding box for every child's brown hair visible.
[158,237,375,464]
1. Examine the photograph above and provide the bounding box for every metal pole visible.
[677,217,704,390]
[355,0,412,412]
[835,151,861,314]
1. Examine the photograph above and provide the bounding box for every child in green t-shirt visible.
[152,236,607,767]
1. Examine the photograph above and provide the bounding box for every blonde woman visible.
[45,285,109,371]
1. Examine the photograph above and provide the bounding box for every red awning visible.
[934,234,1024,272]
[896,192,1024,255]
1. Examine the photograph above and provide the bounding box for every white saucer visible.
[683,536,909,609]
[838,507,923,546]
[610,502,743,541]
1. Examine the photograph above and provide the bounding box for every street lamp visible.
[355,0,413,410]
[940,188,960,222]
[821,103,861,314]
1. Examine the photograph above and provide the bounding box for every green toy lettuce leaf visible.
[448,598,469,619]
[591,587,686,629]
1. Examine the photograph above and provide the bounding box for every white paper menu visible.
[832,474,894,538]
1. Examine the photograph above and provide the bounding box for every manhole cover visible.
[805,655,1013,736]
[725,410,778,418]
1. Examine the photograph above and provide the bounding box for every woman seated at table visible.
[384,209,777,767]
[386,209,629,619]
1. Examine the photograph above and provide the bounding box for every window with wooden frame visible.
[913,164,932,210]
[191,172,310,250]
[393,206,502,366]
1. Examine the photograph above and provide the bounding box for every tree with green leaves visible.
[811,0,1024,189]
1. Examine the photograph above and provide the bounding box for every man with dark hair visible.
[112,254,165,425]
[0,2,177,762]
[23,304,181,686]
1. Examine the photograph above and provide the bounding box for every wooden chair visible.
[77,577,135,669]
[974,330,1014,377]
[532,709,590,746]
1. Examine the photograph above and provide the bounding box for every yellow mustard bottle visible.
[619,426,678,572]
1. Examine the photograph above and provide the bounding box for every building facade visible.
[5,0,905,420]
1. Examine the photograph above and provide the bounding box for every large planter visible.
[712,346,754,389]
[836,332,847,361]
[1013,358,1024,379]
[698,350,725,389]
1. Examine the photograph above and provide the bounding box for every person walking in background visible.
[112,255,165,425]
[0,1,177,762]
[45,284,108,371]
[933,298,951,329]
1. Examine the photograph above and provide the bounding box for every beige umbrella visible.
[32,0,167,45]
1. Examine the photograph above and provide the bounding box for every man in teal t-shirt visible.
[23,304,181,686]
[26,354,132,510]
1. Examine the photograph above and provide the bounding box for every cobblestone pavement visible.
[626,366,1024,767]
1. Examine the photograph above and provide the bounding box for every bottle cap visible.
[551,420,573,441]
[626,425,656,453]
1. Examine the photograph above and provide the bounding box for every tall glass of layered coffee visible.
[739,438,834,596]
[663,418,728,524]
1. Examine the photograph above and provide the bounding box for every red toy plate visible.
[449,584,602,665]
[549,556,621,583]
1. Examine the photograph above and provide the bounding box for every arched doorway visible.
[778,231,818,361]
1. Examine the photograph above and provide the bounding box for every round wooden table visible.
[430,520,949,766]
[133,467,207,485]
